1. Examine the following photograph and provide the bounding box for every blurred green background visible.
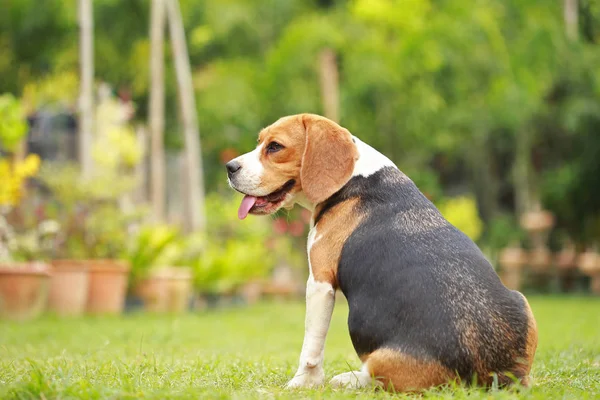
[1,0,600,297]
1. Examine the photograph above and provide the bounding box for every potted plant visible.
[48,258,90,316]
[520,205,555,275]
[6,208,81,316]
[191,194,276,308]
[84,259,130,314]
[38,164,140,315]
[578,247,600,295]
[156,232,204,312]
[165,266,194,313]
[8,199,90,317]
[133,267,171,312]
[556,238,579,292]
[498,242,528,291]
[36,88,143,315]
[0,216,51,320]
[0,261,50,321]
[126,224,181,312]
[0,94,52,320]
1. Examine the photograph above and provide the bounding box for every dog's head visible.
[227,114,358,219]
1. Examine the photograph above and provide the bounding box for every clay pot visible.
[500,270,522,291]
[529,247,553,273]
[86,260,130,315]
[556,242,579,292]
[498,245,528,272]
[48,260,90,316]
[134,268,171,313]
[240,280,263,305]
[167,267,193,313]
[498,245,527,290]
[520,207,555,248]
[578,249,599,276]
[556,243,578,271]
[519,209,555,234]
[578,249,600,295]
[0,262,50,320]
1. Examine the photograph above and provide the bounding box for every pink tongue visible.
[238,195,257,220]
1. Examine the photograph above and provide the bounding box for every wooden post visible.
[134,125,148,204]
[513,130,531,217]
[78,0,94,178]
[319,48,340,123]
[165,0,206,233]
[149,0,167,221]
[564,0,579,41]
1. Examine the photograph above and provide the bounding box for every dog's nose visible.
[226,160,242,177]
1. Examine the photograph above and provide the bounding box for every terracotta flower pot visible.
[86,260,130,315]
[167,267,193,313]
[498,245,527,271]
[520,206,555,249]
[529,247,553,273]
[240,280,263,305]
[134,268,171,313]
[519,209,555,234]
[578,249,599,276]
[578,249,600,295]
[498,245,527,290]
[0,262,50,321]
[556,243,577,271]
[48,260,90,316]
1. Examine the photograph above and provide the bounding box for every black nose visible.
[226,160,241,177]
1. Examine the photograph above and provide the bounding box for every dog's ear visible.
[300,114,358,204]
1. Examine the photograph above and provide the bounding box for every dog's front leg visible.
[286,276,335,389]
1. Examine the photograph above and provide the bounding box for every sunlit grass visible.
[1,296,599,399]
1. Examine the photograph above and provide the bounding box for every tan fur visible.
[465,319,512,386]
[458,293,537,387]
[365,348,456,392]
[300,115,358,204]
[256,115,306,194]
[252,114,357,205]
[461,323,487,383]
[310,198,362,287]
[513,293,538,387]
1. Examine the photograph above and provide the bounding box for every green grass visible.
[1,296,599,399]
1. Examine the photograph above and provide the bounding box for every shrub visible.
[438,195,484,242]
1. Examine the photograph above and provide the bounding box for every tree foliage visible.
[1,0,599,244]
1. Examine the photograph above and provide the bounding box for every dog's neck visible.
[295,136,398,226]
[351,136,397,178]
[294,192,316,213]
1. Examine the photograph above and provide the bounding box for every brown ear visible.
[300,114,358,204]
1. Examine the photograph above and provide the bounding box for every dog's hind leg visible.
[365,348,456,392]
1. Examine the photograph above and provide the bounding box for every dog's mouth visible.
[237,179,296,220]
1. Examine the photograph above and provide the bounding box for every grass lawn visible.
[1,296,599,399]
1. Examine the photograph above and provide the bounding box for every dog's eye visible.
[266,141,284,154]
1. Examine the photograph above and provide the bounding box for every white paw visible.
[330,370,372,389]
[285,368,325,389]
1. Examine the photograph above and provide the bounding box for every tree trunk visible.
[564,0,579,40]
[149,0,166,222]
[134,124,148,204]
[319,48,339,123]
[165,0,206,233]
[513,130,531,217]
[470,133,499,223]
[78,0,94,178]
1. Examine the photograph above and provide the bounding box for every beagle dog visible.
[226,114,537,391]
